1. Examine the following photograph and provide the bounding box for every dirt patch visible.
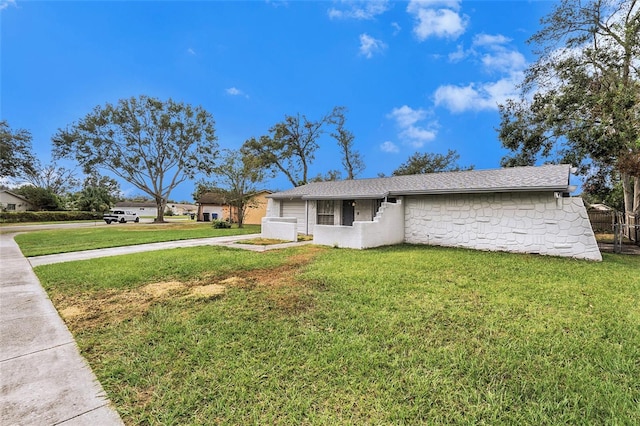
[58,245,328,331]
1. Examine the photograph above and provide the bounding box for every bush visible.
[0,211,103,223]
[212,219,231,229]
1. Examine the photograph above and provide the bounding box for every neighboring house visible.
[262,164,602,261]
[0,190,33,212]
[114,201,158,217]
[196,190,272,224]
[114,201,196,217]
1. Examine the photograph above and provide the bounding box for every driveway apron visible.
[0,233,123,425]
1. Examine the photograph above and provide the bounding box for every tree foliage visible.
[52,95,218,222]
[241,108,338,187]
[330,107,364,180]
[23,162,79,197]
[14,185,62,211]
[196,149,265,228]
[498,0,640,213]
[74,173,121,212]
[0,120,37,179]
[392,149,473,176]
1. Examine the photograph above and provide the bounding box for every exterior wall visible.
[115,205,158,217]
[313,200,405,249]
[280,199,308,234]
[0,192,32,211]
[404,192,601,261]
[198,205,224,221]
[354,199,376,221]
[262,217,297,241]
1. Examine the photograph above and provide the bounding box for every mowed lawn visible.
[14,223,261,257]
[33,244,640,425]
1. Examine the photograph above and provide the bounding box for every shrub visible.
[212,219,231,229]
[0,211,103,223]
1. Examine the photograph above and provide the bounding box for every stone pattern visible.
[404,192,602,261]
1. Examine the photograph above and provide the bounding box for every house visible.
[0,190,33,212]
[196,190,272,224]
[114,201,197,217]
[261,164,602,261]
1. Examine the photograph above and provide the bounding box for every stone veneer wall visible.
[404,192,602,261]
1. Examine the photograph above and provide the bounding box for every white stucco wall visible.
[404,192,601,261]
[261,217,298,241]
[313,200,405,249]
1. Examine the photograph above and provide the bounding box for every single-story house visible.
[0,190,33,212]
[261,164,602,261]
[114,202,197,217]
[196,190,272,224]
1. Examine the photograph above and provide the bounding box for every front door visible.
[342,200,355,226]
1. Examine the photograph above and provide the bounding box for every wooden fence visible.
[588,211,640,246]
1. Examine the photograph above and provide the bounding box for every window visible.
[317,200,335,225]
[7,204,16,211]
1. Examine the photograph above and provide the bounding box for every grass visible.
[33,243,640,425]
[14,223,260,257]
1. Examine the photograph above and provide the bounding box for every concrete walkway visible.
[28,234,311,267]
[1,232,311,424]
[0,233,124,425]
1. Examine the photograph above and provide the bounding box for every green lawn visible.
[33,244,640,425]
[14,223,261,257]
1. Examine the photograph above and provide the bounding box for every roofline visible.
[270,185,570,200]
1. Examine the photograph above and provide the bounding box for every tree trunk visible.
[154,197,167,223]
[634,176,640,214]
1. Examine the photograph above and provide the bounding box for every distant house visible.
[114,201,197,217]
[262,164,602,261]
[196,190,272,224]
[0,190,33,212]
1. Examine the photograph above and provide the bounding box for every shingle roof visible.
[269,164,573,200]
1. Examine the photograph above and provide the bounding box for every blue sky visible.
[1,0,558,202]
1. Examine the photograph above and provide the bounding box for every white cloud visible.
[472,33,510,47]
[407,0,468,41]
[328,0,390,20]
[433,75,521,113]
[0,0,16,11]
[387,105,437,147]
[359,34,387,59]
[187,48,196,56]
[391,22,402,35]
[380,141,399,153]
[226,87,249,98]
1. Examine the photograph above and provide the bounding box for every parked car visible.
[103,210,140,224]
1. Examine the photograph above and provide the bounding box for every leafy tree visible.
[15,185,62,211]
[74,173,121,212]
[0,120,37,179]
[330,107,364,180]
[52,95,218,222]
[197,149,265,228]
[242,108,337,187]
[24,162,79,197]
[392,149,473,176]
[310,169,342,182]
[498,0,640,214]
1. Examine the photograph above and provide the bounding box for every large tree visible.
[74,173,121,212]
[197,149,265,228]
[392,149,473,176]
[23,162,79,197]
[0,120,37,179]
[241,108,337,187]
[498,0,640,214]
[53,95,218,222]
[330,106,365,180]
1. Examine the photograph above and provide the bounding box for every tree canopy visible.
[498,0,640,214]
[330,106,364,180]
[392,149,473,176]
[241,107,339,187]
[52,95,218,222]
[0,120,37,179]
[197,149,265,228]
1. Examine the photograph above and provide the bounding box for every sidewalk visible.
[0,233,123,425]
[1,232,311,424]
